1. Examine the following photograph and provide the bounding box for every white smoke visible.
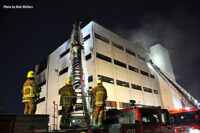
[113,14,200,101]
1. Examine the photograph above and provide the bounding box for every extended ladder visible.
[149,60,200,110]
[68,23,91,129]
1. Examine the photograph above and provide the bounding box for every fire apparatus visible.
[169,108,200,133]
[149,61,200,110]
[104,104,174,133]
[148,55,200,133]
[56,104,174,133]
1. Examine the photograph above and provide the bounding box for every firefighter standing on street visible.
[59,77,77,129]
[22,71,40,114]
[88,79,107,128]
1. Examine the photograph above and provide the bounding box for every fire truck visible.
[169,108,200,133]
[57,103,174,133]
[103,104,174,133]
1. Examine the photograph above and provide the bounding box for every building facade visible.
[34,21,182,128]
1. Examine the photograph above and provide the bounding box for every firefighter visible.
[59,77,77,129]
[22,71,40,114]
[71,40,83,59]
[88,79,107,128]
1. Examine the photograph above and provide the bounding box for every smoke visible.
[114,14,200,101]
[114,15,183,51]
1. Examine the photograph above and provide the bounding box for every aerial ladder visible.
[58,22,91,130]
[70,22,91,128]
[149,60,200,110]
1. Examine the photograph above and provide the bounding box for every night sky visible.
[0,1,200,113]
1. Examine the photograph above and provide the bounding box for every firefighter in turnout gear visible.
[88,79,107,128]
[22,71,40,114]
[70,24,83,59]
[59,77,77,129]
[71,40,83,59]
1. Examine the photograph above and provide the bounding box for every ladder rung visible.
[75,89,81,92]
[73,68,80,70]
[70,112,89,114]
[73,72,80,74]
[73,65,79,68]
[74,80,80,83]
[73,59,79,62]
[73,58,79,61]
[74,83,80,86]
[73,62,79,65]
[75,102,83,104]
[77,93,82,96]
[74,85,80,89]
[73,81,80,84]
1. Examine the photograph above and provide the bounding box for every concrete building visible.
[34,21,182,128]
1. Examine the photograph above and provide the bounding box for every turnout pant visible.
[24,101,36,114]
[93,105,104,127]
[60,106,73,129]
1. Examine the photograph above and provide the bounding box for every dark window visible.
[161,113,168,125]
[88,75,93,82]
[114,60,127,68]
[128,65,139,73]
[137,54,146,62]
[126,49,136,57]
[86,53,92,60]
[141,112,152,124]
[116,80,130,88]
[143,87,152,93]
[131,84,142,90]
[96,52,112,63]
[60,48,70,58]
[37,80,46,87]
[83,34,90,42]
[59,67,68,76]
[98,75,114,84]
[111,41,124,51]
[153,90,158,94]
[95,33,109,43]
[153,114,160,124]
[35,58,48,75]
[150,74,155,79]
[140,70,149,77]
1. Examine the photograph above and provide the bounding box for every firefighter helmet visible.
[97,79,102,84]
[66,77,72,85]
[27,71,35,78]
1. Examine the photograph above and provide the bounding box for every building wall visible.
[92,22,162,108]
[35,69,48,114]
[158,76,175,110]
[150,44,175,80]
[35,21,181,129]
[149,44,182,109]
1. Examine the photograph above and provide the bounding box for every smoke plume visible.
[114,14,200,101]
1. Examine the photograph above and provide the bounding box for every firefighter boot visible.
[97,118,103,128]
[93,118,97,128]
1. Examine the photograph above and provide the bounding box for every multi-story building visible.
[34,21,182,128]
